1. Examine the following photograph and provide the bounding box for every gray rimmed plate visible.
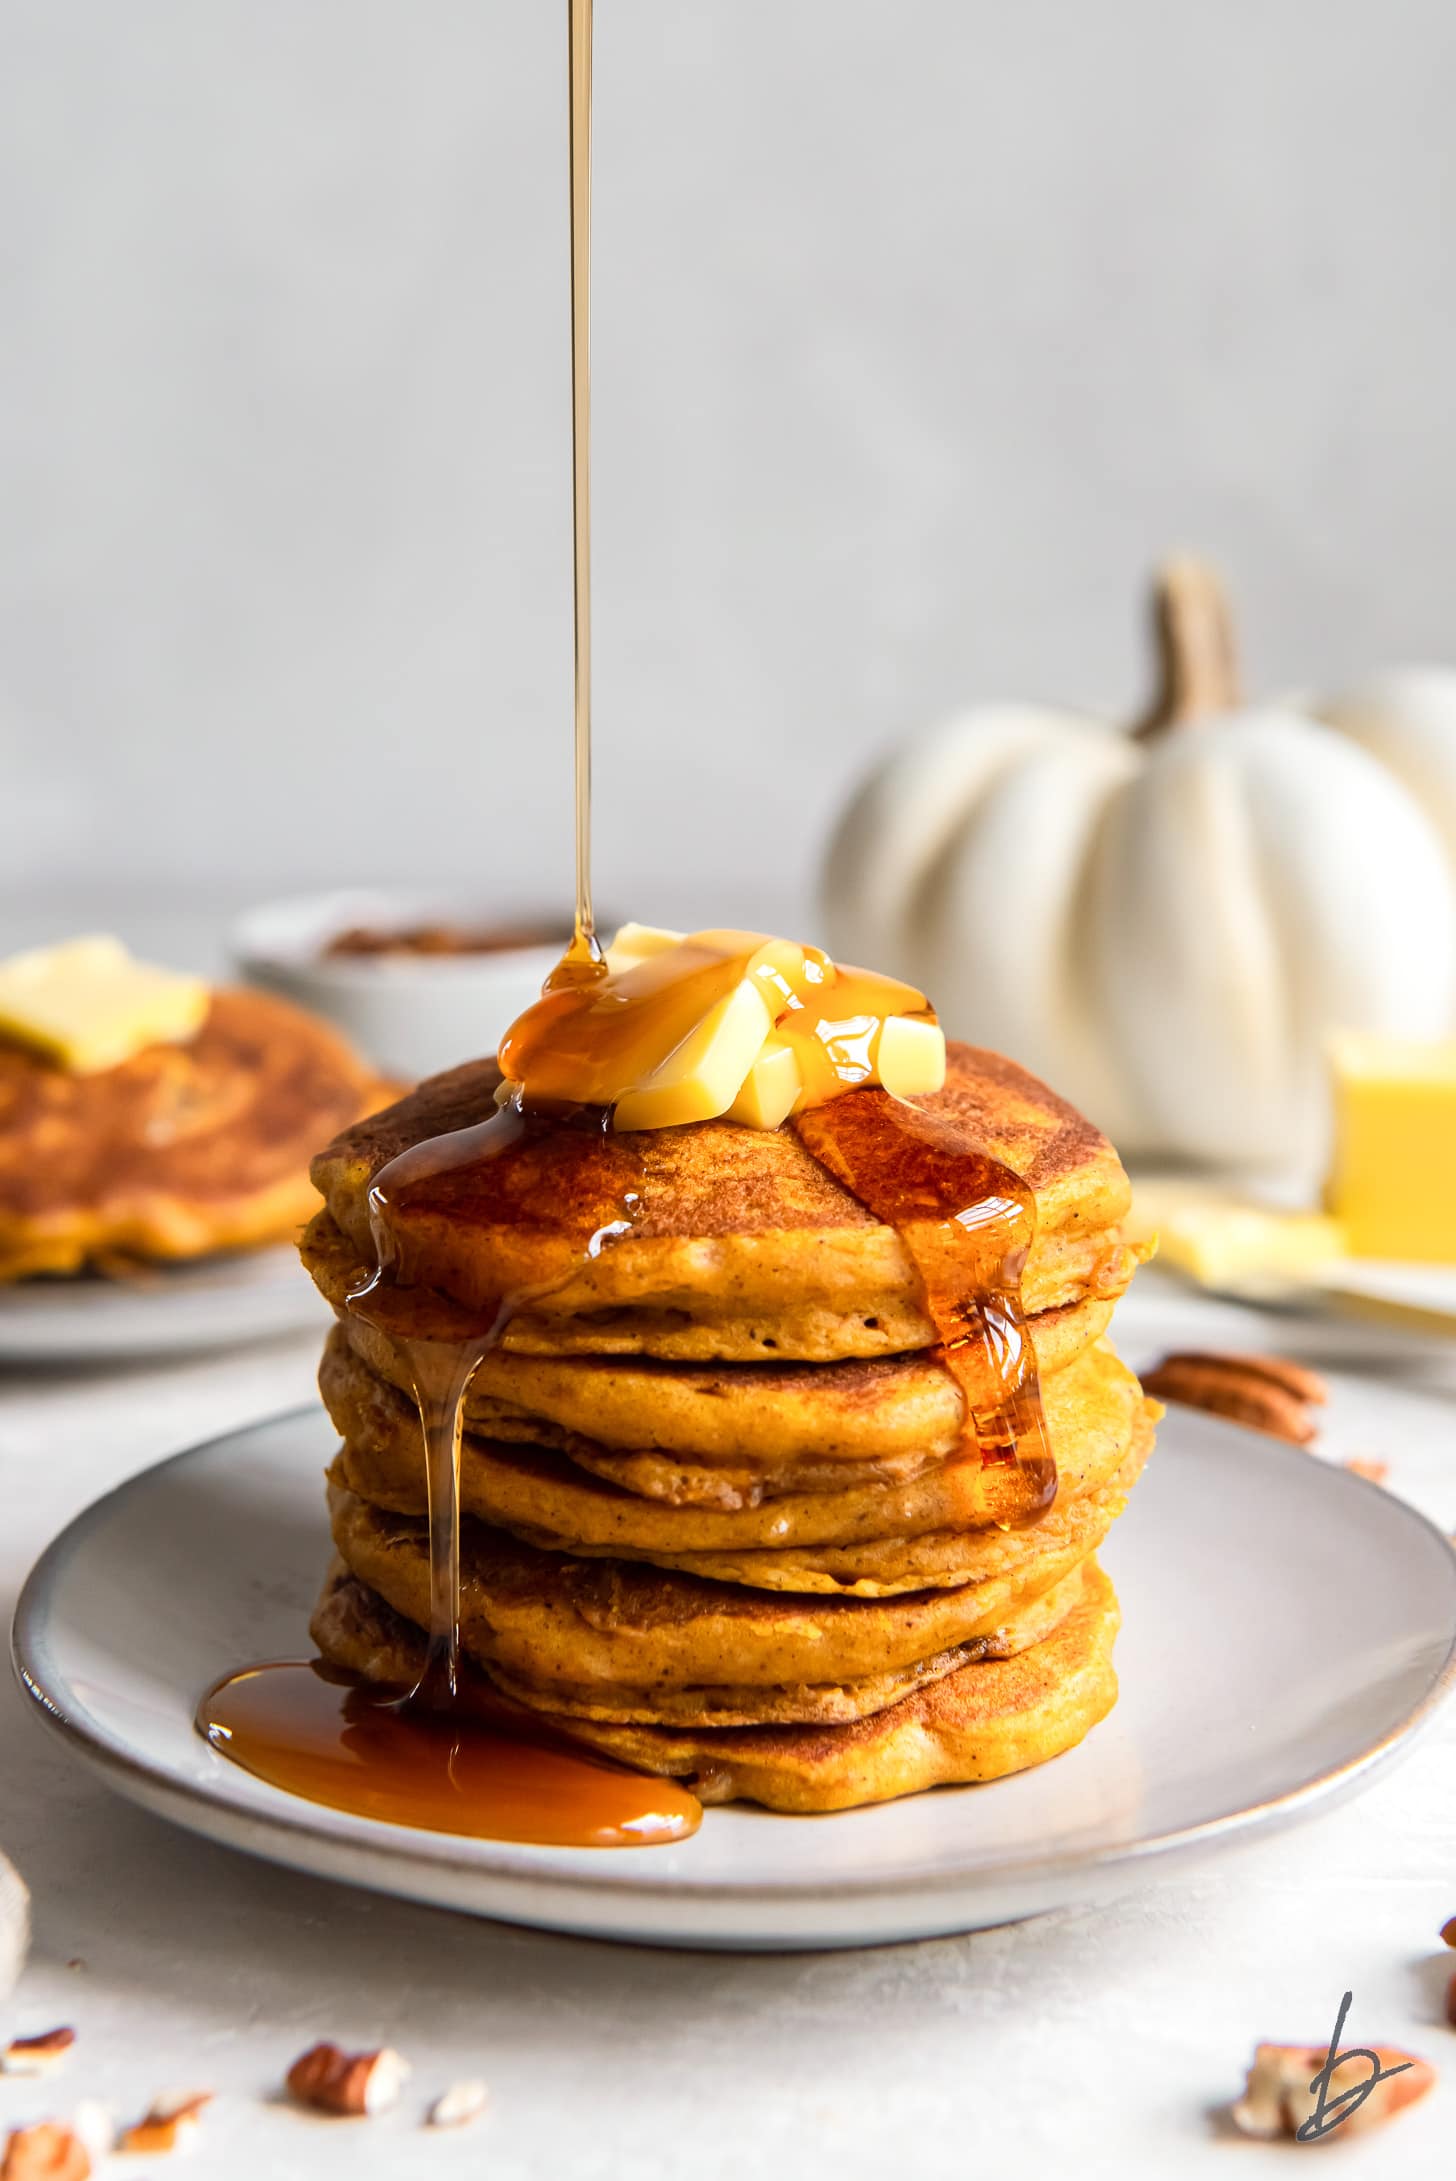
[12,1405,1456,1951]
[0,1246,325,1363]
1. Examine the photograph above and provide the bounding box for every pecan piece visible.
[1157,1352,1328,1406]
[286,2042,408,2118]
[1,2031,75,2078]
[427,2080,489,2129]
[1141,1355,1319,1444]
[1232,2039,1434,2138]
[0,2124,91,2181]
[118,2091,213,2155]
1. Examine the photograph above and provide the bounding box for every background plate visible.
[13,1405,1456,1950]
[0,1247,325,1363]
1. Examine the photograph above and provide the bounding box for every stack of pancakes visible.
[301,1043,1156,1813]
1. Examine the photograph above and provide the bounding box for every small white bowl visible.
[230,890,570,1084]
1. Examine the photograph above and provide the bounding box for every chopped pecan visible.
[1,2032,74,2078]
[1232,2039,1434,2138]
[1168,1352,1327,1405]
[1142,1354,1320,1444]
[118,2091,213,2155]
[286,2042,408,2117]
[0,2124,91,2180]
[427,2081,489,2129]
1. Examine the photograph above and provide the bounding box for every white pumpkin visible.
[1314,669,1456,869]
[822,561,1456,1169]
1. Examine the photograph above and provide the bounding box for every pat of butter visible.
[1128,1182,1345,1291]
[612,972,774,1132]
[725,1013,946,1129]
[875,1013,947,1100]
[1327,1033,1456,1263]
[514,924,948,1132]
[726,1034,803,1130]
[0,935,210,1073]
[604,922,685,971]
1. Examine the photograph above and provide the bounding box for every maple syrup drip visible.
[409,1340,482,1705]
[350,1093,644,1677]
[503,939,755,1104]
[197,1661,700,1849]
[793,1090,1057,1528]
[200,1100,656,1843]
[563,0,598,980]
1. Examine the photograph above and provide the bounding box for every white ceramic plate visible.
[0,1248,325,1364]
[13,1406,1456,1951]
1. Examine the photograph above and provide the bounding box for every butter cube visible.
[604,923,684,972]
[612,974,773,1132]
[0,935,209,1073]
[1327,1034,1456,1263]
[726,1035,803,1129]
[876,1014,947,1101]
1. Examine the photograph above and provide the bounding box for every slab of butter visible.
[0,935,210,1073]
[1127,1180,1345,1292]
[606,925,944,1131]
[1327,1032,1456,1263]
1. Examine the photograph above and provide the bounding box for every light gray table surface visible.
[0,1271,1453,2178]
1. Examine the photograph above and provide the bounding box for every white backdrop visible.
[3,0,1455,934]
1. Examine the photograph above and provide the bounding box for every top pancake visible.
[310,1041,1137,1362]
[0,987,386,1281]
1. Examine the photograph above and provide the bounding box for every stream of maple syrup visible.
[200,0,1054,1844]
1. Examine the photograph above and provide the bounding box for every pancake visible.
[321,1326,1151,1564]
[308,1043,1142,1363]
[326,1475,1113,1718]
[0,988,387,1282]
[311,1557,1121,1812]
[491,1558,1096,1723]
[306,1214,1118,1483]
[330,1422,1147,1606]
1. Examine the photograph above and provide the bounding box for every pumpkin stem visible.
[1132,555,1242,739]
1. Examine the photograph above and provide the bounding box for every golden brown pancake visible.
[321,1326,1151,1568]
[308,1043,1141,1362]
[330,1423,1147,1608]
[311,1557,1121,1812]
[307,1216,1118,1490]
[324,1460,1133,1718]
[0,987,388,1282]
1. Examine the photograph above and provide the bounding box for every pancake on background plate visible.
[301,994,1157,1815]
[0,937,392,1282]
